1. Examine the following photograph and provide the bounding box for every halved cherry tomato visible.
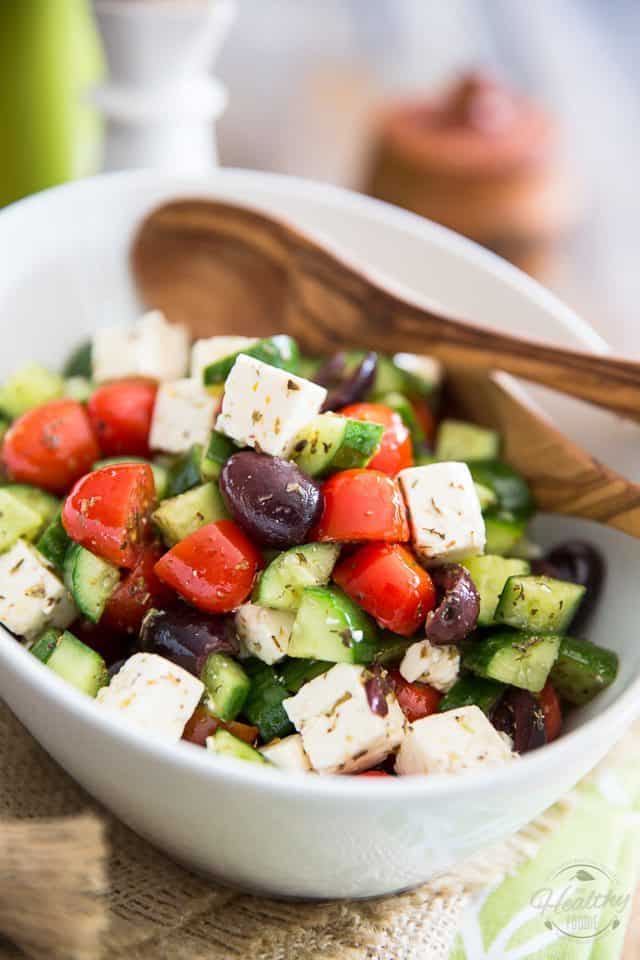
[154,520,262,614]
[182,707,259,747]
[333,543,435,635]
[358,770,393,778]
[62,463,155,568]
[538,680,562,742]
[339,402,413,475]
[88,379,157,457]
[102,541,173,633]
[2,399,99,494]
[312,469,409,543]
[389,669,441,723]
[409,397,437,447]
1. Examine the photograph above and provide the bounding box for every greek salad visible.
[0,311,618,777]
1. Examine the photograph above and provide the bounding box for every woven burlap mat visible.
[0,700,575,960]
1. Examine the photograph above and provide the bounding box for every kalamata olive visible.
[220,451,322,548]
[531,540,604,630]
[321,352,378,411]
[139,606,237,676]
[491,687,546,753]
[313,352,348,387]
[365,667,391,717]
[424,563,480,645]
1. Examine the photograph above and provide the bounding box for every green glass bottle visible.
[0,0,104,207]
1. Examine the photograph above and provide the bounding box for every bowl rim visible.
[0,167,635,802]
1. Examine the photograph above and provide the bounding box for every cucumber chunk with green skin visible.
[207,728,267,765]
[63,340,92,379]
[462,555,531,626]
[64,543,120,624]
[468,460,534,518]
[550,636,618,705]
[464,630,561,693]
[0,489,42,551]
[45,630,109,697]
[392,352,442,397]
[4,484,59,532]
[438,675,506,715]
[373,633,413,666]
[0,417,9,443]
[243,663,294,742]
[166,444,204,497]
[201,653,250,721]
[203,335,300,385]
[280,658,332,693]
[93,456,170,500]
[288,586,379,664]
[291,414,383,477]
[254,542,340,611]
[484,512,528,555]
[200,430,236,481]
[495,575,585,634]
[473,482,498,513]
[435,419,500,462]
[64,376,94,403]
[374,391,424,446]
[36,509,70,572]
[297,356,321,381]
[152,482,228,546]
[30,628,62,663]
[0,363,64,419]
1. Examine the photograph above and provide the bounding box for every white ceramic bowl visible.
[0,170,639,900]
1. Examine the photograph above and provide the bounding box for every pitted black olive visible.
[491,687,546,753]
[531,540,604,630]
[320,352,378,411]
[139,607,237,676]
[424,563,480,645]
[220,451,322,548]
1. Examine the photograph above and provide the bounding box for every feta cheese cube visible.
[400,639,460,693]
[92,310,189,383]
[149,378,217,453]
[96,653,204,742]
[283,663,405,774]
[191,336,257,383]
[260,734,311,772]
[398,462,485,562]
[0,540,76,640]
[215,355,327,458]
[235,603,294,665]
[395,705,514,776]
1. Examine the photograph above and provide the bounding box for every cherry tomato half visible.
[333,542,435,635]
[2,399,99,494]
[312,469,409,543]
[182,707,259,747]
[538,680,562,742]
[389,669,442,723]
[88,379,157,457]
[102,541,173,633]
[340,402,413,475]
[62,463,155,568]
[358,770,393,778]
[154,520,262,614]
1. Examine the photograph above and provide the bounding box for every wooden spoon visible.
[131,198,640,538]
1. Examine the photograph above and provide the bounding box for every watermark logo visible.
[530,860,631,942]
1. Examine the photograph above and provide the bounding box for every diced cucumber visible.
[297,355,321,381]
[495,575,585,634]
[474,482,498,513]
[64,543,120,624]
[462,555,531,626]
[203,335,300,385]
[30,627,62,663]
[435,419,500,461]
[291,414,382,477]
[201,653,250,721]
[371,353,410,395]
[288,586,379,664]
[414,450,438,467]
[45,630,109,696]
[64,376,94,403]
[375,391,424,446]
[484,512,528,555]
[4,484,59,531]
[0,489,42,551]
[200,430,236,481]
[63,340,92,379]
[93,456,170,500]
[468,460,534,518]
[438,675,506,715]
[464,630,561,693]
[0,416,9,443]
[206,728,267,765]
[280,658,332,693]
[550,636,618,705]
[166,444,204,497]
[36,509,70,573]
[152,482,228,546]
[243,662,294,741]
[254,542,340,611]
[373,633,413,666]
[392,352,443,396]
[0,363,64,418]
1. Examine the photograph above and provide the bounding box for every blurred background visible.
[1,0,638,352]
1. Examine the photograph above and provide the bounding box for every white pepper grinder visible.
[92,0,235,172]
